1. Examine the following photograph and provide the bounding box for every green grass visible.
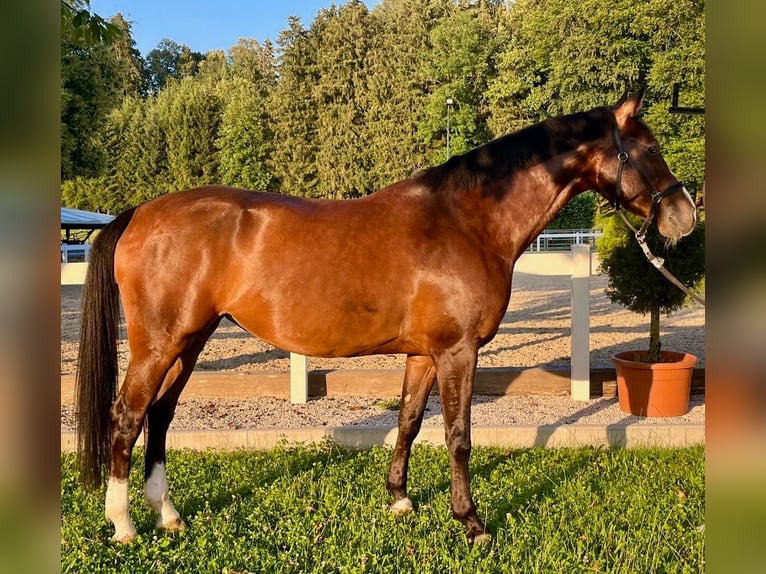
[61,443,704,573]
[375,397,401,411]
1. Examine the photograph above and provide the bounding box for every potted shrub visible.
[596,209,705,416]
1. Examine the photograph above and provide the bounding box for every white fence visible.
[61,243,91,263]
[526,228,602,252]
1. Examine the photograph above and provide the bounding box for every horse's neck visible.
[473,156,591,264]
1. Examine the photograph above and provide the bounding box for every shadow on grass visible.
[478,448,598,533]
[173,445,371,515]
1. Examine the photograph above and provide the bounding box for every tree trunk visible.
[648,302,661,362]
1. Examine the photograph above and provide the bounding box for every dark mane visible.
[414,108,609,194]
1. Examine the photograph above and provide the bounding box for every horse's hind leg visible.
[105,319,218,542]
[142,361,189,531]
[143,322,219,531]
[387,355,437,515]
[105,352,180,542]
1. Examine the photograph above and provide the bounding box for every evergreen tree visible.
[229,38,277,88]
[61,0,703,220]
[197,50,229,82]
[313,1,376,198]
[61,10,144,180]
[363,0,448,185]
[159,77,222,190]
[487,0,648,133]
[596,210,705,362]
[109,13,147,97]
[485,0,704,228]
[217,77,275,191]
[268,17,320,196]
[636,0,705,197]
[100,96,143,211]
[100,94,171,211]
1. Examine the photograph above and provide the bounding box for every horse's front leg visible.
[387,355,437,515]
[434,345,489,543]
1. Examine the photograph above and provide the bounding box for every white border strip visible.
[61,424,703,452]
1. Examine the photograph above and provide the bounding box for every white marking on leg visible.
[145,462,183,530]
[105,477,137,542]
[389,497,413,515]
[472,533,493,545]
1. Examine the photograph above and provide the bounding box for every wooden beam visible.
[60,367,705,403]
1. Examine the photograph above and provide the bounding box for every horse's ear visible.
[613,86,646,124]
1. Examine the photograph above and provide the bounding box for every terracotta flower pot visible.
[610,350,698,417]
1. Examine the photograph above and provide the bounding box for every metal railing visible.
[61,243,91,263]
[526,229,602,252]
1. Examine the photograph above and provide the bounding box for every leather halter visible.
[610,119,685,239]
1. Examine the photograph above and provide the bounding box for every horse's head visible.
[595,88,697,240]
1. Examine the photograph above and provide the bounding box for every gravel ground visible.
[61,271,705,431]
[61,394,705,432]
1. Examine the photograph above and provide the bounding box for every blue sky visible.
[90,1,380,56]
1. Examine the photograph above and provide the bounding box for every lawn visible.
[61,443,704,573]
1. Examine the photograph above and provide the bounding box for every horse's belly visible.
[228,296,410,358]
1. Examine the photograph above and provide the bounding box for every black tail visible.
[75,208,136,489]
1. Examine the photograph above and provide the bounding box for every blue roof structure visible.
[61,207,114,230]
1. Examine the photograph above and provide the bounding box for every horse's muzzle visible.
[656,186,697,239]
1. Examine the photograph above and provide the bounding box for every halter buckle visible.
[617,151,629,163]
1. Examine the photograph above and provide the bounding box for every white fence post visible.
[570,244,591,401]
[289,353,308,404]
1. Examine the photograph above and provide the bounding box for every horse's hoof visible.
[389,498,413,516]
[471,533,492,546]
[111,532,137,544]
[158,518,186,532]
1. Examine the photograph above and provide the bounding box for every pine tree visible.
[635,0,705,196]
[363,0,447,186]
[487,0,648,133]
[312,1,376,198]
[229,38,277,88]
[217,77,275,191]
[160,77,222,190]
[109,13,147,97]
[61,11,142,180]
[268,17,320,196]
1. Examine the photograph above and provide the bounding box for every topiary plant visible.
[595,209,705,363]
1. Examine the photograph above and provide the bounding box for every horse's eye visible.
[648,145,659,154]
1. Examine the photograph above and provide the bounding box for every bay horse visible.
[75,89,697,543]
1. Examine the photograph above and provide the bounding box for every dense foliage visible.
[61,0,705,225]
[596,210,705,360]
[61,444,705,572]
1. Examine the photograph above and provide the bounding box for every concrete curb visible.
[61,423,704,452]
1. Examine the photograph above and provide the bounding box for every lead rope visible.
[616,210,706,306]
